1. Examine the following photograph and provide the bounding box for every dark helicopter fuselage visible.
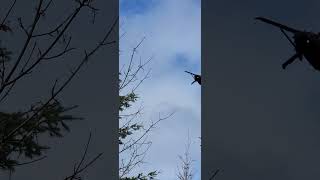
[294,31,320,70]
[185,71,201,85]
[255,17,320,71]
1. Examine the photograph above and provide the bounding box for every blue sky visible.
[120,0,201,179]
[120,0,158,15]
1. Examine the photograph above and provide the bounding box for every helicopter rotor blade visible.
[282,53,301,69]
[191,80,196,85]
[255,17,301,34]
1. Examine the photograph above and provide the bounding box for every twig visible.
[2,0,44,90]
[0,0,17,26]
[14,156,47,166]
[1,17,118,145]
[209,169,220,180]
[120,112,174,153]
[63,132,103,180]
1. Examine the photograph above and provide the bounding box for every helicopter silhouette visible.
[255,17,320,70]
[185,71,201,85]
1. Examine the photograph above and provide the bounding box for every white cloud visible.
[120,0,201,179]
[120,0,201,68]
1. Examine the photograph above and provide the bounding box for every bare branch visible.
[0,0,17,32]
[120,37,146,90]
[17,17,29,36]
[120,112,174,153]
[43,37,76,60]
[31,13,73,38]
[0,0,117,177]
[177,130,194,180]
[64,132,103,180]
[1,17,118,145]
[2,0,44,88]
[22,42,37,72]
[14,156,47,167]
[119,36,174,179]
[209,169,220,180]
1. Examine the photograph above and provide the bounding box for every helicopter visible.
[255,17,320,70]
[185,71,201,85]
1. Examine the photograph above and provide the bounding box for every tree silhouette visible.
[176,131,195,180]
[119,37,173,179]
[0,0,117,178]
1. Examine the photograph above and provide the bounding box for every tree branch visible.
[64,132,103,180]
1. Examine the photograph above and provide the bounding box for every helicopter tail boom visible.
[185,71,198,76]
[255,17,301,34]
